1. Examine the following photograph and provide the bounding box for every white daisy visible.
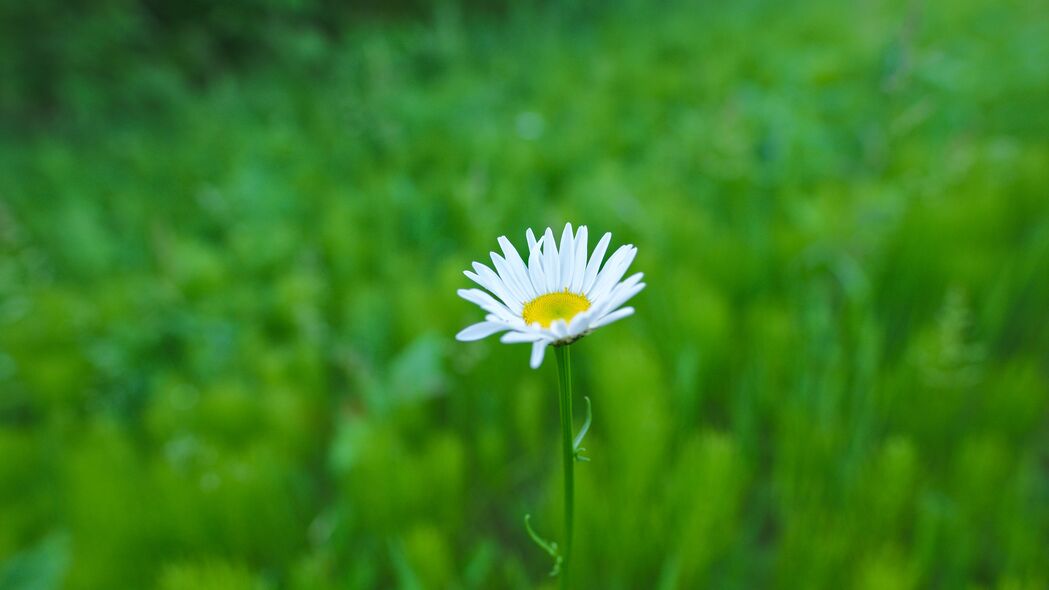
[456,223,645,368]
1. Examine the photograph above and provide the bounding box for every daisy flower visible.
[456,223,645,368]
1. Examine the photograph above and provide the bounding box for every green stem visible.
[554,345,574,589]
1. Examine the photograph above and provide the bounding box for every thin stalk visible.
[554,345,574,589]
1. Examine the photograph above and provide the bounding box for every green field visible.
[2,0,1049,588]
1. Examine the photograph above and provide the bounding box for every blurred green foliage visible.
[2,0,1049,588]
[0,0,523,127]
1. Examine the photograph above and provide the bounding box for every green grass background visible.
[2,0,1049,588]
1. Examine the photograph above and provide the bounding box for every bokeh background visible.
[2,0,1049,588]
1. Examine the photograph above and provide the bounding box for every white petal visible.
[501,331,544,343]
[527,235,546,297]
[526,228,539,253]
[530,340,549,369]
[587,245,637,300]
[457,288,517,321]
[592,272,644,310]
[465,264,521,313]
[582,232,612,294]
[511,253,536,301]
[570,226,588,293]
[550,318,570,339]
[567,311,591,336]
[542,227,560,292]
[591,306,635,330]
[497,236,536,301]
[489,250,525,304]
[456,321,509,341]
[596,280,645,318]
[559,223,575,287]
[490,252,528,306]
[487,313,525,330]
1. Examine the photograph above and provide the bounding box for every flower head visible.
[456,224,645,368]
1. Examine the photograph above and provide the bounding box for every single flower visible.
[456,223,645,368]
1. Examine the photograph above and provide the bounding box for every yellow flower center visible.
[522,290,591,328]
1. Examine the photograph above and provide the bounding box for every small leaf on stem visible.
[524,514,563,576]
